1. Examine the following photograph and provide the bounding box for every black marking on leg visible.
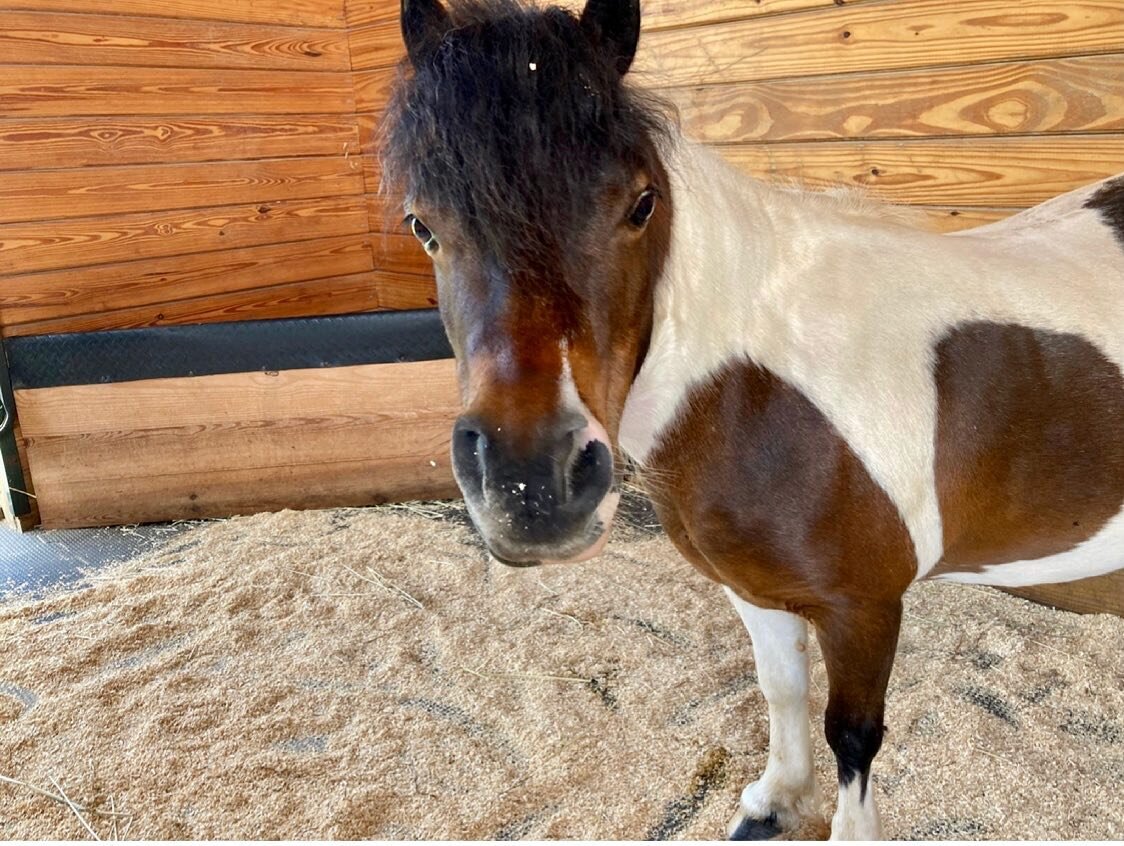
[729,811,782,841]
[645,747,730,840]
[956,685,1019,727]
[825,709,884,802]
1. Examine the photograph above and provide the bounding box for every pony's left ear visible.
[401,0,452,69]
[580,0,641,76]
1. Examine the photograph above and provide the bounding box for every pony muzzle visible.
[451,412,620,565]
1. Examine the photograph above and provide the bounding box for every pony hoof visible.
[728,810,782,840]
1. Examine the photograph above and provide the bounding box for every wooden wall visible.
[4,1,1122,336]
[0,0,434,338]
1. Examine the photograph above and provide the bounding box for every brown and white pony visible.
[382,0,1124,838]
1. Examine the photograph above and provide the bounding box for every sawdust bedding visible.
[1,499,1121,840]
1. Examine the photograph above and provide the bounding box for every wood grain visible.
[0,156,364,225]
[0,235,372,327]
[0,196,368,275]
[717,135,1124,207]
[637,0,883,32]
[17,359,457,436]
[18,359,461,528]
[1003,571,1124,616]
[342,0,891,69]
[0,11,349,71]
[347,18,404,71]
[0,66,354,117]
[917,207,1016,233]
[11,0,346,28]
[371,272,437,310]
[664,54,1124,144]
[635,0,1124,87]
[30,452,459,528]
[0,115,359,170]
[4,271,388,336]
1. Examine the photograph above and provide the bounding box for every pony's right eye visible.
[406,214,438,252]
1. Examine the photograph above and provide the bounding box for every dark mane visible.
[380,0,672,268]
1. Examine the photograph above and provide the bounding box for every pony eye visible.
[628,189,658,228]
[407,214,438,252]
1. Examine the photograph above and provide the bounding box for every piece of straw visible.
[47,773,100,841]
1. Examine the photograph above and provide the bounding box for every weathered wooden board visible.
[4,271,384,336]
[0,156,364,225]
[1004,572,1124,616]
[637,0,884,32]
[0,11,349,71]
[718,136,1124,207]
[0,115,360,170]
[12,0,346,27]
[17,359,461,528]
[372,272,438,310]
[635,0,1124,87]
[0,66,355,117]
[665,54,1124,143]
[0,235,372,329]
[0,197,369,275]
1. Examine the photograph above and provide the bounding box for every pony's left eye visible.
[406,214,438,252]
[628,188,658,228]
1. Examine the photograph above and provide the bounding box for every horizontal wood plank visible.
[1003,572,1124,616]
[371,272,437,310]
[3,271,390,336]
[347,19,403,71]
[0,196,368,275]
[637,0,882,32]
[916,206,1017,232]
[0,234,372,327]
[371,230,431,276]
[0,115,360,170]
[8,0,345,28]
[0,156,364,225]
[17,359,460,528]
[18,359,457,437]
[717,135,1124,206]
[0,11,349,71]
[664,54,1124,143]
[354,65,397,114]
[0,66,354,117]
[30,452,459,528]
[636,0,1124,87]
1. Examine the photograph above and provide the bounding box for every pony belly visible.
[928,322,1124,586]
[933,506,1124,587]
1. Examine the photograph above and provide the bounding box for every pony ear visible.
[580,0,641,76]
[401,0,452,69]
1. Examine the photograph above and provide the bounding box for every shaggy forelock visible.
[381,0,671,269]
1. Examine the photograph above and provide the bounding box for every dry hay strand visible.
[1,503,1121,840]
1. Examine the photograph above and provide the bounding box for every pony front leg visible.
[724,588,822,839]
[815,600,903,841]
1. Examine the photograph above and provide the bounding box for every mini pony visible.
[382,0,1124,837]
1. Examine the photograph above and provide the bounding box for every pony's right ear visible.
[401,0,452,69]
[580,0,641,76]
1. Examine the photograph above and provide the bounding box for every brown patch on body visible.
[930,322,1124,577]
[644,358,916,793]
[1085,174,1124,248]
[644,358,916,615]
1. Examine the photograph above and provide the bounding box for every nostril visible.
[452,418,488,492]
[566,439,613,506]
[568,440,599,498]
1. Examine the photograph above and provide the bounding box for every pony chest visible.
[635,356,918,606]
